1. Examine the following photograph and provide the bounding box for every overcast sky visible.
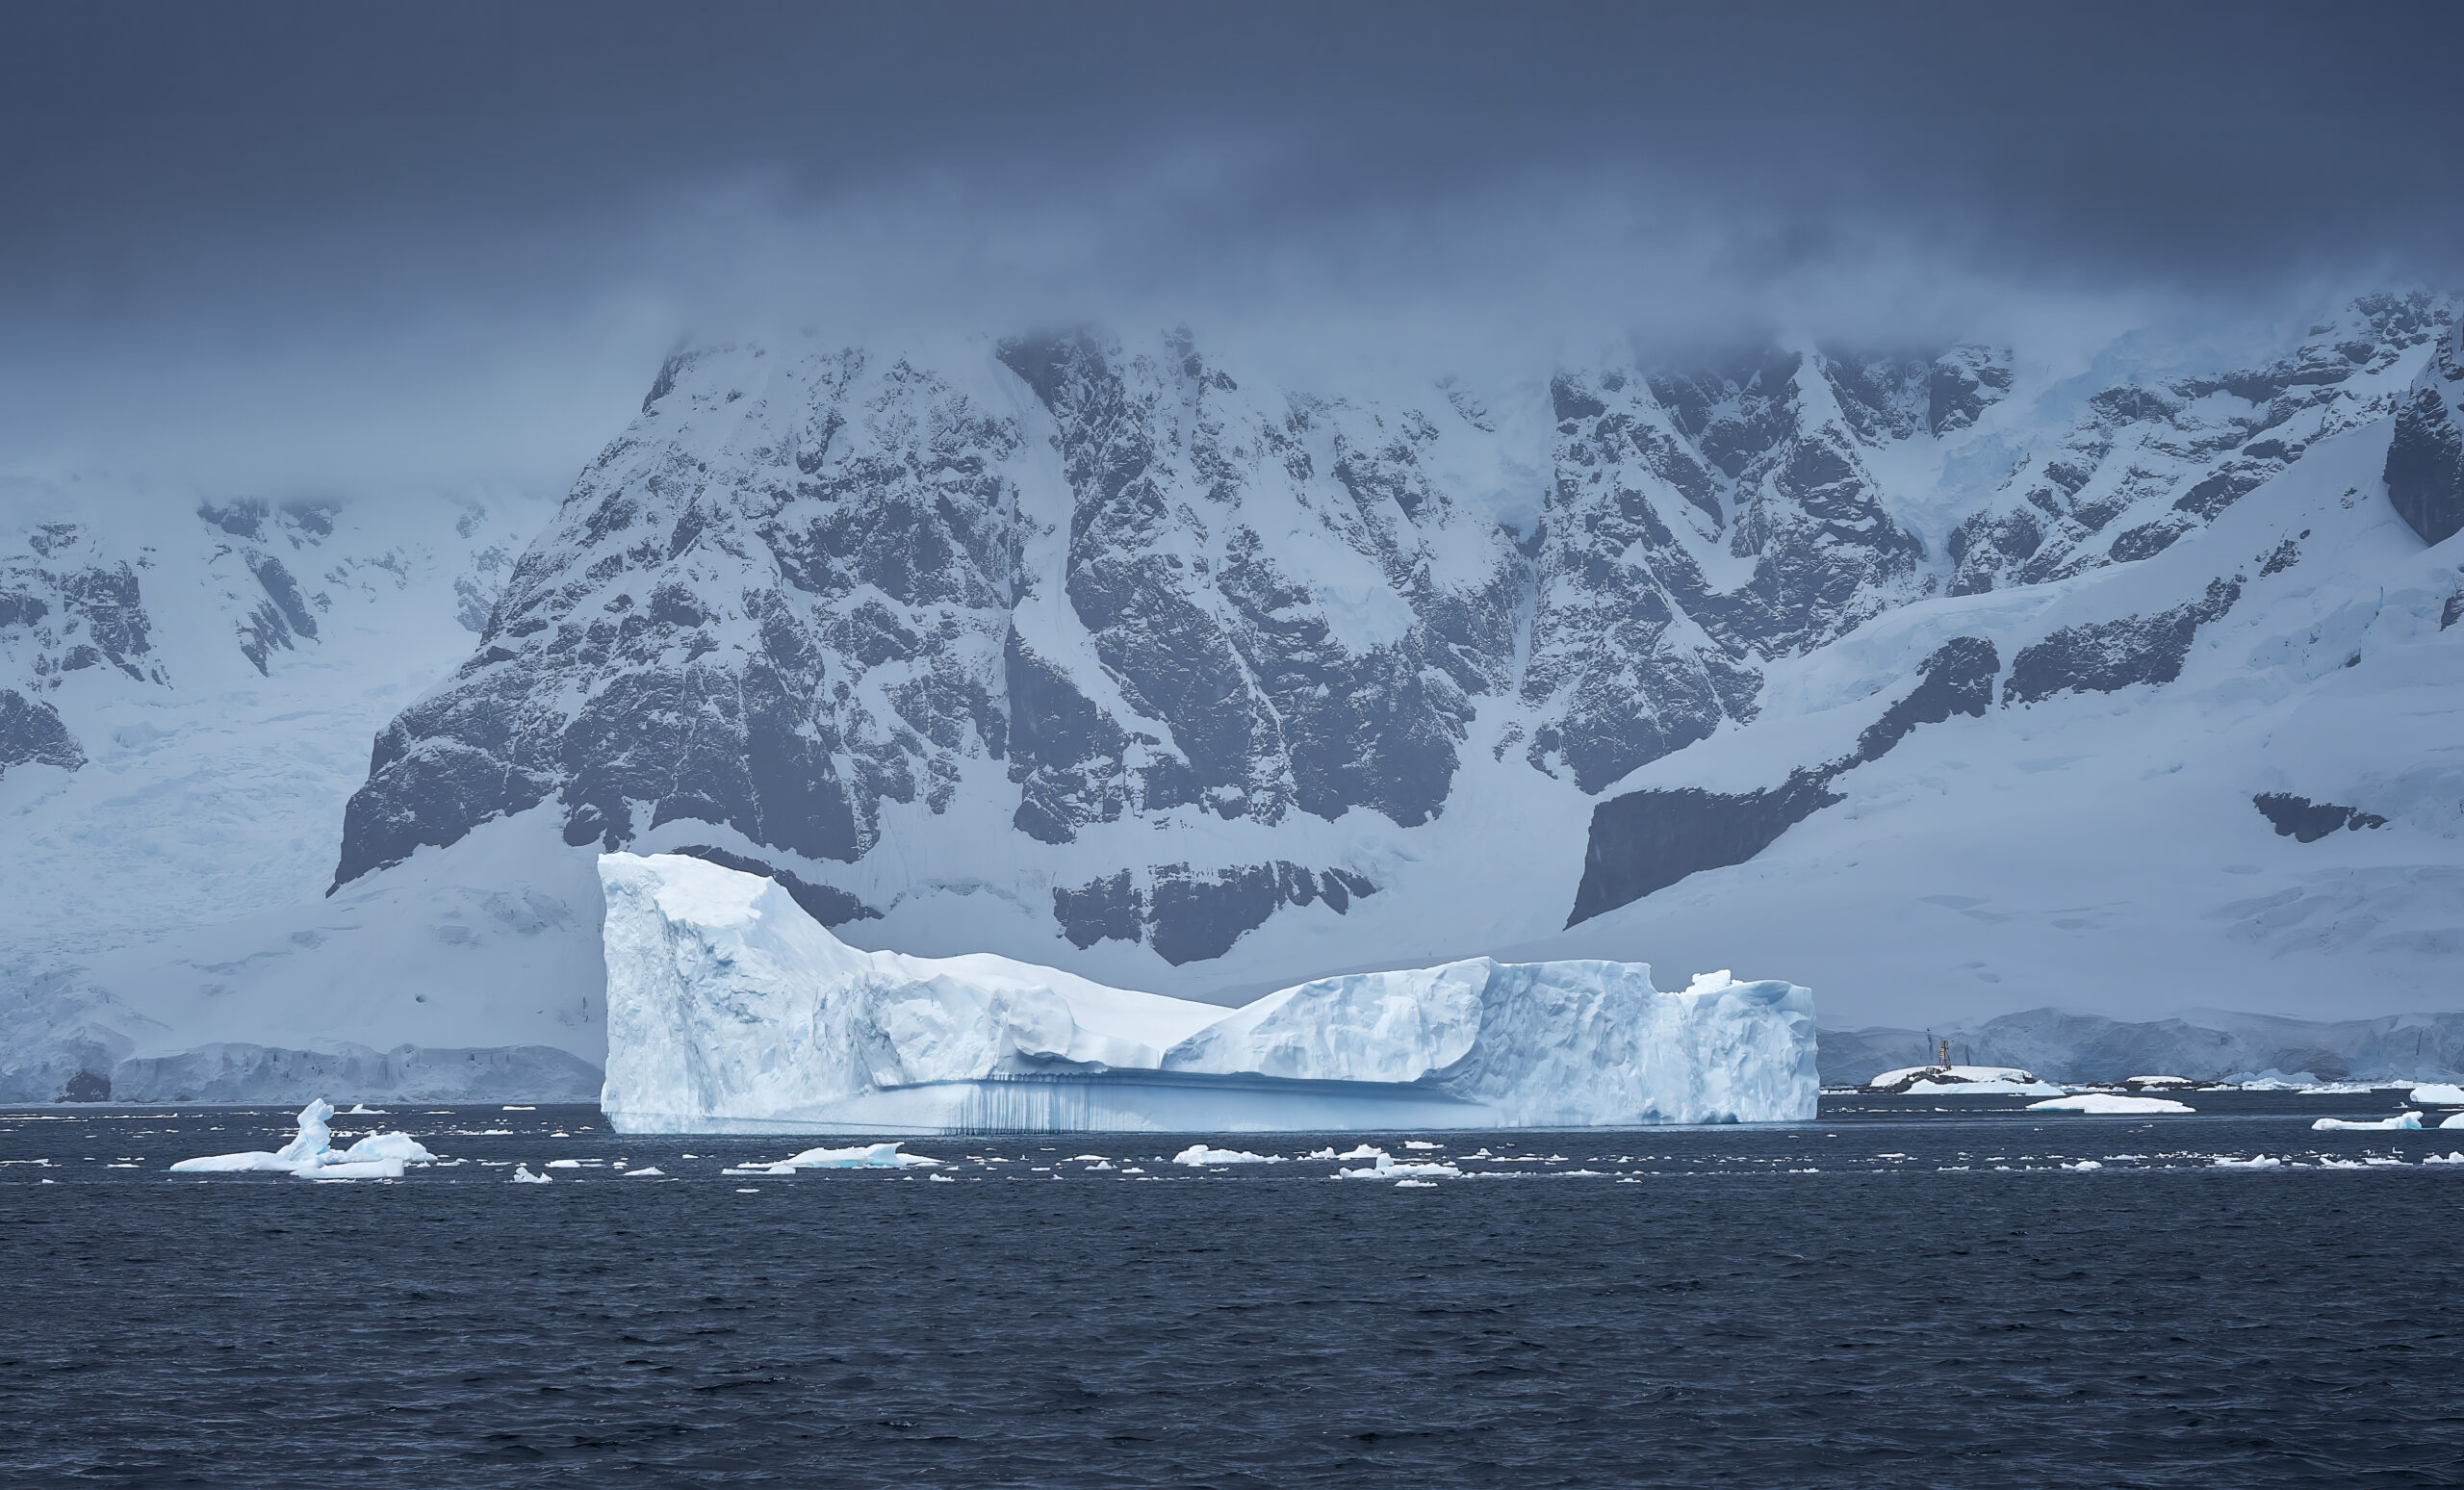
[6,1,2460,499]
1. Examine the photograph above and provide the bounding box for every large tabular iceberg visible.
[598,854,1816,1135]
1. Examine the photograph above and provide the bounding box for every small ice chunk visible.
[2423,1152,2464,1166]
[779,1143,936,1169]
[1402,1141,1442,1150]
[1338,1153,1461,1180]
[341,1104,386,1115]
[511,1165,552,1183]
[1394,1178,1439,1188]
[2026,1094,2194,1115]
[929,1172,956,1183]
[626,1166,666,1177]
[2211,1155,2283,1169]
[2311,1113,2422,1131]
[2408,1083,2464,1106]
[2063,1160,2105,1170]
[2443,1114,2464,1130]
[546,1158,584,1169]
[1172,1144,1286,1167]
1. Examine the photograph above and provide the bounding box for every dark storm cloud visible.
[3,1,2459,493]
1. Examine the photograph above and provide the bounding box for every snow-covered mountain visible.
[6,292,2461,1101]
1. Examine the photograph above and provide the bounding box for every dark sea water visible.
[4,1092,2462,1488]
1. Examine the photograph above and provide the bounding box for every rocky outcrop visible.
[2004,578,2241,705]
[0,687,83,779]
[2251,793,2389,842]
[1951,292,2448,593]
[2384,321,2464,546]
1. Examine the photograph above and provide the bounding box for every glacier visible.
[597,853,1817,1135]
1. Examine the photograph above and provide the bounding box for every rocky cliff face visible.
[2385,315,2464,546]
[329,295,2459,974]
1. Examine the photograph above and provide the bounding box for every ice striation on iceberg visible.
[597,854,1818,1135]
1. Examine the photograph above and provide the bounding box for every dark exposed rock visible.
[1054,861,1377,963]
[1855,636,1998,761]
[666,844,879,927]
[0,688,84,779]
[58,1069,110,1103]
[2385,325,2464,547]
[1054,870,1142,950]
[1567,767,1842,927]
[2252,793,2389,843]
[2004,578,2241,706]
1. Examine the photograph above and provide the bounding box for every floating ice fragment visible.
[2441,1114,2464,1130]
[626,1167,666,1178]
[511,1165,552,1183]
[1402,1141,1442,1150]
[1394,1179,1438,1188]
[2423,1151,2464,1166]
[546,1159,584,1169]
[779,1143,937,1169]
[2026,1094,2194,1116]
[929,1172,956,1183]
[1173,1144,1286,1167]
[169,1099,439,1177]
[2211,1155,2283,1169]
[1338,1153,1461,1180]
[2408,1084,2464,1106]
[2311,1114,2422,1131]
[341,1104,386,1115]
[2063,1160,2104,1171]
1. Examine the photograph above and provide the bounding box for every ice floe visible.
[2025,1094,2194,1116]
[721,1142,940,1176]
[1172,1144,1285,1166]
[2311,1113,2422,1131]
[2409,1083,2464,1106]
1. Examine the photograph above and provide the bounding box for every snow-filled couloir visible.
[597,853,1817,1134]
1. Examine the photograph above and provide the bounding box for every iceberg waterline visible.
[596,854,1819,1135]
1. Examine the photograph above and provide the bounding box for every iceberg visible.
[168,1098,441,1178]
[2409,1083,2464,1107]
[596,854,1818,1135]
[2311,1113,2423,1131]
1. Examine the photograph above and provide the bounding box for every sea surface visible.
[4,1092,2461,1488]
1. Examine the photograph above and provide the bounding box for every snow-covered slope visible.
[598,852,1815,1133]
[8,292,2462,1102]
[0,478,582,1100]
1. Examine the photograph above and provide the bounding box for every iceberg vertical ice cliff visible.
[598,853,1816,1134]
